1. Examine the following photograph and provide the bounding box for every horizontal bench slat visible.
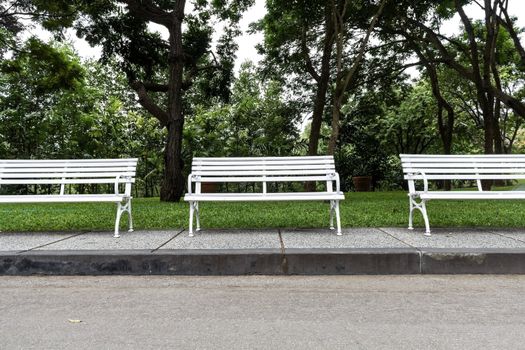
[194,176,335,183]
[192,160,334,166]
[405,174,525,180]
[192,156,334,161]
[400,154,525,159]
[418,191,525,200]
[0,178,135,185]
[0,194,128,203]
[0,172,136,178]
[402,163,525,168]
[191,170,335,176]
[0,158,138,163]
[185,192,345,201]
[0,167,137,173]
[191,165,335,171]
[404,168,525,174]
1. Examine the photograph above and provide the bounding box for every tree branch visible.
[121,0,173,27]
[301,26,321,83]
[130,81,169,126]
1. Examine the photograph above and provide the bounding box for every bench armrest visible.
[334,173,341,193]
[408,171,428,194]
[187,173,194,194]
[115,175,133,197]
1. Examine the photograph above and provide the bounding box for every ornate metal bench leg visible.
[127,199,134,232]
[335,200,342,236]
[408,196,431,236]
[114,202,123,238]
[189,201,194,237]
[408,196,414,230]
[329,200,335,230]
[420,200,431,236]
[195,202,201,232]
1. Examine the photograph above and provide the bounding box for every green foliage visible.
[184,61,302,159]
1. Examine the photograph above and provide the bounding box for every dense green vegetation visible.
[1,0,524,205]
[2,191,525,232]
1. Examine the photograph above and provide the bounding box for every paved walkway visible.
[3,228,525,275]
[3,227,525,252]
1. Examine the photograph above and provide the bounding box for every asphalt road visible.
[1,275,524,349]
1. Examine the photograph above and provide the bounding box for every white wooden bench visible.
[184,156,345,236]
[401,154,525,236]
[0,158,138,237]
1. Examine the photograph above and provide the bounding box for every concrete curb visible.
[3,248,525,275]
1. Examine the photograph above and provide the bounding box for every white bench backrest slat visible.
[195,176,334,183]
[0,178,136,185]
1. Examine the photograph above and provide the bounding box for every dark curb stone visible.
[0,248,419,276]
[282,248,420,275]
[421,248,525,274]
[2,248,525,275]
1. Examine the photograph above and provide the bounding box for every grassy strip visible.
[1,191,525,232]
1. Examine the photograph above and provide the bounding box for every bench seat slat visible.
[403,168,525,174]
[0,194,128,203]
[418,191,525,200]
[405,174,525,180]
[185,192,344,201]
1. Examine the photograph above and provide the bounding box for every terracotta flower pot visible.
[352,176,372,192]
[201,182,219,193]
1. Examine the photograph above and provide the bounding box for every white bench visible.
[0,158,138,237]
[401,154,525,236]
[184,156,345,236]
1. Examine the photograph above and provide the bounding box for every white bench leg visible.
[114,199,133,238]
[420,200,431,236]
[195,202,201,232]
[409,196,431,236]
[189,201,195,237]
[335,200,342,236]
[329,200,335,230]
[114,202,123,238]
[127,199,134,232]
[408,197,414,230]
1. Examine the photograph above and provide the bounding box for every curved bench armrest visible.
[334,173,341,193]
[115,175,133,197]
[187,173,194,195]
[409,171,428,194]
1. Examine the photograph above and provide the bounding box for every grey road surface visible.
[1,276,524,349]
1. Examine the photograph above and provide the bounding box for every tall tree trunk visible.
[307,4,335,157]
[327,0,387,155]
[161,0,186,201]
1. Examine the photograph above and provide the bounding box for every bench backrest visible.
[401,154,525,182]
[0,158,138,194]
[400,154,525,192]
[190,156,338,192]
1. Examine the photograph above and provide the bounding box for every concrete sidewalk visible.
[3,227,525,275]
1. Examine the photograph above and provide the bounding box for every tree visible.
[26,0,254,201]
[327,0,388,155]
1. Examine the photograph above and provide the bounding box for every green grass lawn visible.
[1,191,525,232]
